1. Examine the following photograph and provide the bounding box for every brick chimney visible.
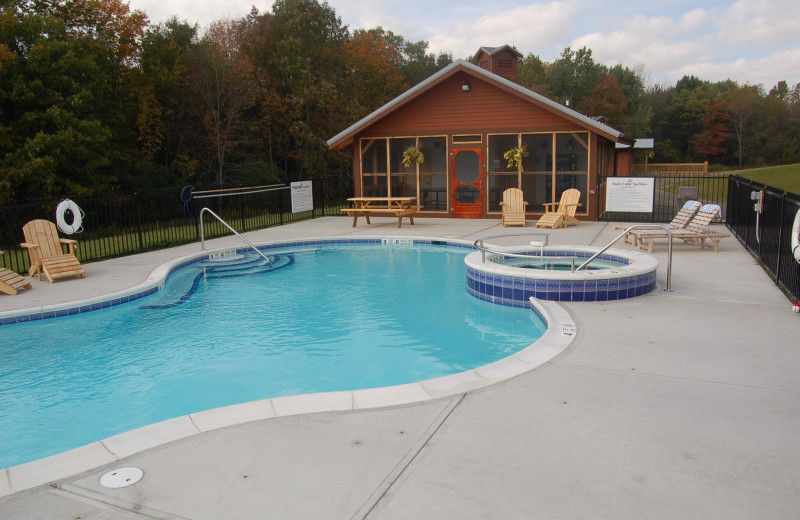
[473,45,523,83]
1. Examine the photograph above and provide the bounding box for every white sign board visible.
[605,178,655,212]
[290,181,313,213]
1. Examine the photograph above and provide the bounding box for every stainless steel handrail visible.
[574,224,673,292]
[473,225,674,292]
[474,232,551,263]
[199,207,273,266]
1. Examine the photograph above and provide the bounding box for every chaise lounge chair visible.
[500,188,528,227]
[0,251,31,295]
[616,200,702,245]
[20,219,85,283]
[535,188,582,229]
[627,204,730,252]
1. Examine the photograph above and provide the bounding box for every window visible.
[389,137,417,198]
[359,136,447,211]
[419,137,447,211]
[487,134,520,211]
[361,139,388,197]
[487,132,589,214]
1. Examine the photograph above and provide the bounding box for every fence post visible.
[279,188,284,226]
[316,177,323,218]
[775,192,786,281]
[136,194,144,251]
[239,192,246,231]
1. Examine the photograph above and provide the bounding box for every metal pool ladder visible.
[198,207,273,266]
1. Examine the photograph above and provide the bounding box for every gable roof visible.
[474,45,523,60]
[327,59,633,150]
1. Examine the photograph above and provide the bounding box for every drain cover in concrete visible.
[99,467,144,488]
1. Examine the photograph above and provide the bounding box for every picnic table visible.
[342,197,418,228]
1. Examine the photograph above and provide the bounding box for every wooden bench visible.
[341,206,418,228]
[343,197,418,228]
[0,251,32,296]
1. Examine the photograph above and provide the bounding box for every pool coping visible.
[1,236,577,497]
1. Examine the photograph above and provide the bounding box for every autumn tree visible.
[191,19,255,185]
[343,30,407,121]
[690,98,730,160]
[582,74,629,130]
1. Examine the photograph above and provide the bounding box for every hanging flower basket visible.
[503,146,528,173]
[402,146,425,168]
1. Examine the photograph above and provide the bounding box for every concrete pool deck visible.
[1,217,798,519]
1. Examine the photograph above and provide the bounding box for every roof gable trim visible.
[327,59,630,149]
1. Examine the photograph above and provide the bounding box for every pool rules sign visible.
[291,181,313,213]
[605,177,655,212]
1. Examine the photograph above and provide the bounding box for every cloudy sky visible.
[127,0,800,89]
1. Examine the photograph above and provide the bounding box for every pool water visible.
[0,243,546,468]
[492,255,628,271]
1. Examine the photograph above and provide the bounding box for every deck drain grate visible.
[99,467,144,488]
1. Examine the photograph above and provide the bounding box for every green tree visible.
[0,0,148,201]
[549,46,607,109]
[517,52,550,96]
[249,0,350,179]
[137,18,199,172]
[725,83,762,166]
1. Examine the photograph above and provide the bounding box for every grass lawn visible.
[735,164,800,194]
[659,177,729,203]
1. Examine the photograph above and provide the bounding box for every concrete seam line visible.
[352,394,466,520]
[48,483,189,520]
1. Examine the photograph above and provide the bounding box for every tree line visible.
[2,0,798,204]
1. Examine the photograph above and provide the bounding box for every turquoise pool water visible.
[0,243,546,468]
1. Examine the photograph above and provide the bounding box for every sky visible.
[126,0,800,89]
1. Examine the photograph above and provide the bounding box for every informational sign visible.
[290,181,313,213]
[605,177,655,212]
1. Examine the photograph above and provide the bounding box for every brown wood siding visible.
[363,73,583,136]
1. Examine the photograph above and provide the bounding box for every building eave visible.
[326,59,631,150]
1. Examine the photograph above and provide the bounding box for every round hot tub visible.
[465,245,659,306]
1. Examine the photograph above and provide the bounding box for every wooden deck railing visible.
[632,162,708,175]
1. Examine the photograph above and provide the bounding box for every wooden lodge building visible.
[327,45,639,221]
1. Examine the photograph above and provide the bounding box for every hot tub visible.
[465,245,659,305]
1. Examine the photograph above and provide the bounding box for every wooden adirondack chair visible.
[20,220,85,283]
[500,188,528,227]
[0,251,31,295]
[535,189,582,229]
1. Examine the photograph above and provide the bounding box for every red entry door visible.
[452,149,483,218]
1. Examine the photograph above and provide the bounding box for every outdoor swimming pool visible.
[0,240,547,469]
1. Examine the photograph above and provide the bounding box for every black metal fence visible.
[726,175,800,302]
[0,175,353,275]
[598,173,729,222]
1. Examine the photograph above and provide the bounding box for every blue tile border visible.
[466,248,658,306]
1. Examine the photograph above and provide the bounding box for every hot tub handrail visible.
[474,232,551,263]
[575,224,672,292]
[199,207,273,266]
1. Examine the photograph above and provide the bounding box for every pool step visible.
[140,253,295,309]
